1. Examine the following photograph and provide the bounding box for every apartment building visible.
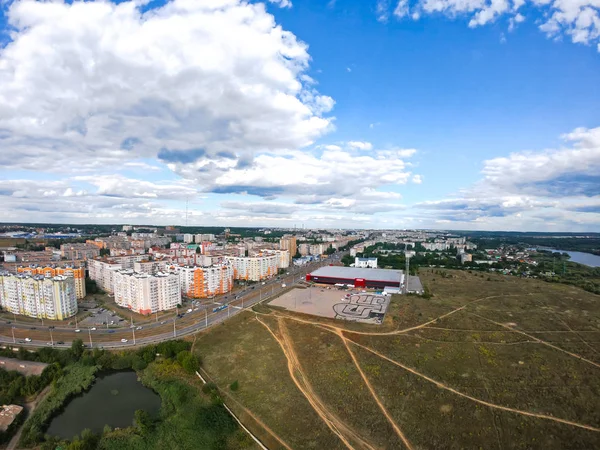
[133,260,167,275]
[17,265,86,299]
[0,272,78,320]
[225,253,278,281]
[177,264,234,299]
[195,234,215,243]
[279,236,297,258]
[113,270,180,315]
[60,243,101,261]
[88,259,123,293]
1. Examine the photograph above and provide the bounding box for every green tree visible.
[71,339,84,360]
[341,254,354,267]
[229,380,239,391]
[134,409,153,436]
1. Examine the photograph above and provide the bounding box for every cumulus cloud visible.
[0,0,333,174]
[347,141,374,150]
[411,125,600,230]
[385,0,600,50]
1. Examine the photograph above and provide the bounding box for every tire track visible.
[256,315,376,450]
[347,339,600,433]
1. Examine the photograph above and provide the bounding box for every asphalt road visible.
[0,255,341,349]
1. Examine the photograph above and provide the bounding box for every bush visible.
[229,380,239,391]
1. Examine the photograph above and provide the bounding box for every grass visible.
[191,269,600,449]
[97,360,255,450]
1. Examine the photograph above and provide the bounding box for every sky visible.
[0,0,599,231]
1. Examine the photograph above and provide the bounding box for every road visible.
[0,255,341,349]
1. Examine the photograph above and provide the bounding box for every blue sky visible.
[0,0,599,230]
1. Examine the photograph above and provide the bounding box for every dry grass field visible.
[194,269,600,449]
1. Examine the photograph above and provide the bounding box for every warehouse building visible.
[306,266,404,290]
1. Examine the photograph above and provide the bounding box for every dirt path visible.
[256,316,376,450]
[7,385,52,450]
[470,313,600,369]
[348,339,600,433]
[199,366,293,450]
[338,330,414,450]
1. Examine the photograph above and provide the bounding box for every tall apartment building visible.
[113,270,180,315]
[195,234,215,243]
[279,236,297,258]
[177,264,234,298]
[133,260,167,274]
[0,272,78,320]
[17,266,86,299]
[60,243,101,261]
[183,234,195,244]
[88,259,122,293]
[225,253,278,281]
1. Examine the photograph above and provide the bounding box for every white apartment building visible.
[113,270,180,315]
[0,273,78,320]
[270,249,290,269]
[88,259,122,293]
[183,234,195,244]
[355,257,378,268]
[133,260,167,274]
[177,264,234,299]
[195,234,215,243]
[225,253,279,281]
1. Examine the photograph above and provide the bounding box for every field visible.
[194,269,600,449]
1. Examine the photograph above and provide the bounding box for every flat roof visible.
[309,266,403,283]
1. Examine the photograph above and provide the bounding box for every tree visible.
[85,278,99,295]
[341,254,354,267]
[229,380,239,391]
[99,248,110,257]
[294,249,301,259]
[134,409,153,436]
[325,245,335,255]
[196,246,201,254]
[71,339,84,360]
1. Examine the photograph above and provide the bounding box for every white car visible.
[121,338,128,343]
[281,283,286,288]
[136,326,142,330]
[25,338,32,342]
[187,308,193,313]
[90,327,96,331]
[75,329,81,333]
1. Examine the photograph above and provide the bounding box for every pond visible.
[47,371,161,440]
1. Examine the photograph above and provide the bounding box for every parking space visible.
[80,307,126,328]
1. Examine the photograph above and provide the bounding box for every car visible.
[187,308,193,313]
[6,321,11,324]
[160,321,166,325]
[47,342,53,346]
[136,326,142,330]
[30,327,36,330]
[261,282,266,285]
[57,341,64,345]
[108,330,115,334]
[75,328,81,332]
[25,338,32,342]
[90,327,96,331]
[121,338,128,343]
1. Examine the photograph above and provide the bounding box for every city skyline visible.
[0,0,598,231]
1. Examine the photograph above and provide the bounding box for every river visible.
[46,371,161,439]
[538,248,600,268]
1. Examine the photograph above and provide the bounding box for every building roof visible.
[309,266,402,283]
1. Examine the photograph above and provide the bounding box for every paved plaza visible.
[269,286,390,325]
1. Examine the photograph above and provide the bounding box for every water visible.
[538,248,600,268]
[47,371,161,439]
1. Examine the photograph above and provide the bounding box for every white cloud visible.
[388,0,600,50]
[347,141,374,150]
[412,174,423,184]
[347,67,352,72]
[268,0,293,7]
[394,0,410,17]
[0,0,333,174]
[376,0,391,22]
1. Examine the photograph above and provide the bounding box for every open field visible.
[194,269,600,449]
[0,357,47,376]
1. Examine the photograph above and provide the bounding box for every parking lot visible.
[80,307,127,328]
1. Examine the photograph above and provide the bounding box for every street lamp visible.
[49,326,54,346]
[11,326,15,344]
[88,328,93,349]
